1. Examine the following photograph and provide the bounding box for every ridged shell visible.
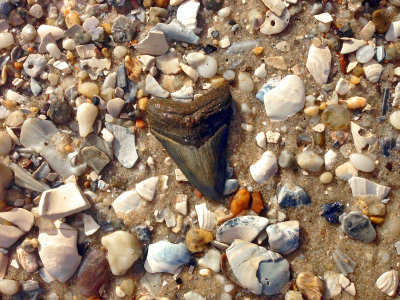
[226,239,290,295]
[216,216,269,245]
[363,59,383,83]
[195,203,217,231]
[267,220,299,255]
[144,240,190,274]
[376,270,399,296]
[306,45,331,85]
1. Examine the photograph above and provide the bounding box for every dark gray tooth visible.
[147,87,232,201]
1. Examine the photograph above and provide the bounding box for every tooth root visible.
[152,125,228,201]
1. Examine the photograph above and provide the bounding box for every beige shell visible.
[350,122,377,153]
[363,59,383,83]
[306,45,331,85]
[195,203,217,231]
[376,269,399,296]
[260,8,290,35]
[346,96,367,109]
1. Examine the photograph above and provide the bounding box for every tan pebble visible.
[3,100,16,109]
[370,216,385,225]
[296,271,324,300]
[65,9,81,28]
[230,188,250,216]
[346,96,367,109]
[0,132,12,155]
[78,82,99,99]
[120,278,134,296]
[185,228,213,253]
[253,46,264,55]
[6,111,24,127]
[138,97,149,111]
[100,23,112,35]
[320,172,333,184]
[0,65,7,86]
[102,48,111,58]
[125,56,141,82]
[212,39,219,46]
[350,75,360,85]
[210,77,226,88]
[319,102,327,110]
[304,105,320,117]
[143,0,153,8]
[369,203,386,217]
[136,89,145,99]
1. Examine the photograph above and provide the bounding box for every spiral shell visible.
[363,59,383,83]
[376,269,399,296]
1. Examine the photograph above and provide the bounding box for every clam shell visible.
[216,216,269,244]
[226,239,290,295]
[144,240,190,274]
[195,203,217,231]
[363,59,383,83]
[376,270,398,296]
[306,44,331,85]
[267,220,299,255]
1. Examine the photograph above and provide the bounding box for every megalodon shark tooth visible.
[147,87,232,201]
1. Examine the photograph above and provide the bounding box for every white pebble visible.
[76,103,98,137]
[196,56,217,78]
[254,63,267,78]
[238,72,254,92]
[324,149,337,170]
[0,132,12,155]
[21,24,37,42]
[219,36,230,48]
[46,43,62,59]
[29,4,44,18]
[296,150,324,172]
[0,33,14,49]
[115,286,126,297]
[218,7,231,18]
[349,153,375,172]
[113,45,129,60]
[256,132,267,148]
[62,38,76,51]
[250,151,278,184]
[107,98,125,118]
[0,279,19,295]
[390,110,400,129]
[356,45,375,64]
[223,70,235,81]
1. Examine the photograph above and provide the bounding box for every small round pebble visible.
[237,71,254,92]
[0,33,14,49]
[21,24,37,42]
[390,110,400,129]
[223,70,235,81]
[49,102,72,125]
[196,55,217,78]
[29,4,43,18]
[113,45,129,59]
[279,150,295,169]
[0,279,19,295]
[349,153,375,172]
[296,150,324,172]
[0,132,12,155]
[78,82,99,99]
[107,98,125,118]
[320,172,333,184]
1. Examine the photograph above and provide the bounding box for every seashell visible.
[314,12,333,23]
[277,182,311,207]
[17,247,38,273]
[9,163,50,193]
[335,78,354,96]
[112,191,142,213]
[82,213,100,236]
[340,38,365,55]
[376,45,385,62]
[225,239,290,295]
[177,0,200,32]
[216,215,269,244]
[355,45,375,64]
[144,240,190,274]
[363,59,383,83]
[171,85,194,102]
[147,87,232,201]
[156,49,181,75]
[260,8,290,35]
[261,0,286,16]
[264,75,305,121]
[385,20,400,42]
[152,19,200,45]
[266,220,299,255]
[145,74,169,98]
[332,250,356,276]
[134,30,169,56]
[346,96,367,109]
[136,176,158,201]
[306,44,331,85]
[249,151,278,184]
[350,122,377,153]
[195,203,217,231]
[348,176,390,199]
[376,270,399,296]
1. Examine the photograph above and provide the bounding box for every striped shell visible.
[363,59,383,83]
[376,269,399,296]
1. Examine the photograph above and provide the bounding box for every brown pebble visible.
[155,0,169,8]
[125,56,141,82]
[370,216,385,225]
[371,9,391,33]
[64,9,81,28]
[102,48,111,58]
[253,47,264,55]
[185,228,213,252]
[251,191,264,214]
[230,188,250,216]
[138,97,148,111]
[100,23,112,35]
[3,100,16,109]
[296,271,324,300]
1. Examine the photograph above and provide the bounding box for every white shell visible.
[0,208,34,248]
[376,270,398,296]
[264,75,305,121]
[267,220,299,255]
[112,191,141,213]
[385,20,400,42]
[195,203,217,231]
[261,0,286,16]
[196,55,217,78]
[136,176,158,201]
[306,44,331,85]
[349,153,375,172]
[226,239,290,295]
[314,12,333,23]
[335,78,354,95]
[134,31,169,56]
[348,177,390,199]
[82,213,100,236]
[363,59,383,83]
[350,122,377,153]
[340,38,365,55]
[260,9,290,35]
[216,216,269,244]
[145,74,169,98]
[177,0,200,32]
[249,151,278,183]
[355,45,375,64]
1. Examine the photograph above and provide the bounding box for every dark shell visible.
[147,87,232,201]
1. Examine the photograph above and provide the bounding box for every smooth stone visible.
[356,45,375,63]
[196,55,217,78]
[23,54,46,78]
[372,8,391,33]
[198,248,221,272]
[285,290,303,300]
[38,221,82,283]
[113,45,129,59]
[107,98,125,118]
[6,110,24,127]
[277,183,311,207]
[390,110,400,129]
[21,24,36,42]
[112,191,141,214]
[0,32,14,49]
[37,25,65,40]
[296,272,324,300]
[29,3,43,18]
[349,153,375,172]
[101,231,142,275]
[0,163,13,201]
[136,176,158,201]
[335,162,358,181]
[321,202,344,224]
[386,20,400,41]
[320,172,333,184]
[76,248,110,297]
[260,9,290,35]
[0,279,19,295]
[38,183,91,220]
[0,132,12,155]
[279,150,295,168]
[237,72,254,92]
[264,75,305,121]
[78,82,99,98]
[339,211,376,242]
[296,150,324,172]
[77,103,98,137]
[250,151,278,184]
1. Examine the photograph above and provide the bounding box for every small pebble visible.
[349,153,375,172]
[78,82,99,99]
[279,150,295,169]
[107,98,125,118]
[196,56,217,78]
[390,111,400,129]
[339,211,376,243]
[21,24,37,42]
[296,150,324,172]
[186,228,213,252]
[321,202,344,224]
[237,72,254,92]
[0,132,12,155]
[320,172,333,184]
[0,279,19,295]
[230,188,250,216]
[296,272,324,300]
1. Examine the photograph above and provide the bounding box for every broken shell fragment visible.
[225,239,290,295]
[350,122,377,153]
[267,220,300,255]
[332,250,356,276]
[136,176,158,201]
[134,30,169,56]
[216,215,269,244]
[348,176,390,199]
[249,151,278,184]
[260,9,290,35]
[147,87,232,201]
[376,269,398,296]
[277,183,311,207]
[306,44,331,85]
[195,203,217,231]
[144,240,190,274]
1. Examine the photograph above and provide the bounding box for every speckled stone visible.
[111,16,137,43]
[49,102,72,125]
[371,9,391,33]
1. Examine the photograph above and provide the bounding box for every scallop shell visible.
[195,203,217,231]
[266,220,299,255]
[225,239,290,296]
[306,44,331,85]
[376,270,399,296]
[144,240,191,274]
[216,216,269,245]
[363,59,383,83]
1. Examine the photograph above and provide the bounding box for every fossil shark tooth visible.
[147,87,232,201]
